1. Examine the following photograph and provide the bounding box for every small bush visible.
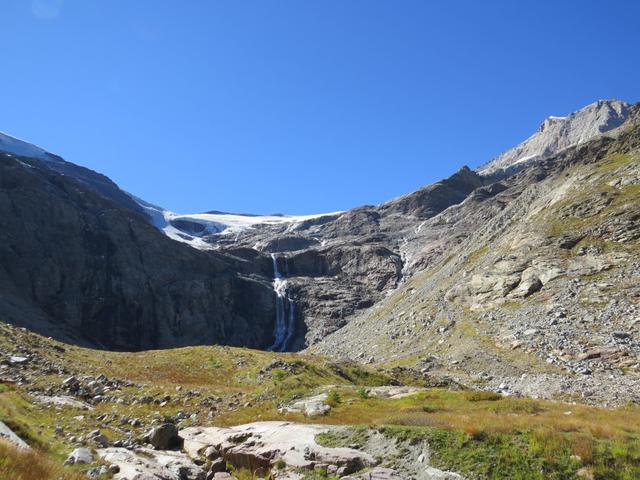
[463,391,502,402]
[357,388,369,400]
[421,405,439,413]
[209,358,223,369]
[326,391,341,407]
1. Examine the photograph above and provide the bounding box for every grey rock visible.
[147,423,183,450]
[0,420,30,449]
[64,447,93,465]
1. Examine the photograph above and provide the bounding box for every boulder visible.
[65,447,93,465]
[284,394,331,417]
[147,423,183,450]
[206,458,227,479]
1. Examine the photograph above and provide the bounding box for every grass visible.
[2,321,640,479]
[377,426,639,480]
[0,441,86,480]
[542,152,639,241]
[309,387,640,478]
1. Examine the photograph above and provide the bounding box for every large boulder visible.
[147,423,184,450]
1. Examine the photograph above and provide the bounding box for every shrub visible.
[463,391,502,402]
[326,391,341,407]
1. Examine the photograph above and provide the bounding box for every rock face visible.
[0,153,277,350]
[184,165,486,348]
[1,99,638,359]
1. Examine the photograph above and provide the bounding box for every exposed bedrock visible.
[0,155,277,350]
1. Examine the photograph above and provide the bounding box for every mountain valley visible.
[1,99,639,479]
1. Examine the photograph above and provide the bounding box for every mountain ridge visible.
[477,99,631,176]
[0,100,638,377]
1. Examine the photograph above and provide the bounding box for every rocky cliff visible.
[0,153,278,350]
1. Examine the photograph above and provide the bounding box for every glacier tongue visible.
[132,195,341,251]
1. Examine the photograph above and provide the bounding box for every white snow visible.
[132,196,341,250]
[0,131,57,162]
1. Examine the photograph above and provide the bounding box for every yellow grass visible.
[0,441,85,480]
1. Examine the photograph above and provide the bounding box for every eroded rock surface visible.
[182,422,375,474]
[97,447,205,480]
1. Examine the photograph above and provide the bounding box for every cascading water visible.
[267,253,296,351]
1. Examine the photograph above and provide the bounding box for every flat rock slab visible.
[32,394,94,410]
[97,447,205,480]
[365,386,426,399]
[181,421,374,473]
[0,420,30,449]
[283,393,331,416]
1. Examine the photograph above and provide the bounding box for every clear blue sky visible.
[2,1,639,214]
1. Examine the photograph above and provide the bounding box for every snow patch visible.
[0,131,59,162]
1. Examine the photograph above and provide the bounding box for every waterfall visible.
[267,253,296,351]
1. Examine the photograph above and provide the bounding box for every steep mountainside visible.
[312,104,640,405]
[1,99,638,368]
[0,153,278,350]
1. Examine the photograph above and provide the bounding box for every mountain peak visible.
[478,99,632,176]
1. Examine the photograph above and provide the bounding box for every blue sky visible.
[2,1,639,214]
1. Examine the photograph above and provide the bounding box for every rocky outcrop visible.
[379,166,486,219]
[0,421,30,450]
[181,422,376,475]
[98,447,205,480]
[478,99,631,176]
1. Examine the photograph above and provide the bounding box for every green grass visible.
[2,321,640,479]
[379,426,639,480]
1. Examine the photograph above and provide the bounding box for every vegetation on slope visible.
[1,321,639,479]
